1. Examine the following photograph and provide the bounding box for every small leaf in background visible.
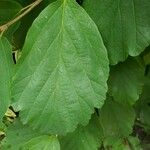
[1,119,60,150]
[60,115,103,150]
[0,0,21,23]
[0,0,22,41]
[104,136,142,150]
[140,104,150,133]
[143,46,150,65]
[22,135,60,150]
[12,0,109,135]
[139,72,150,104]
[83,0,150,64]
[108,58,145,106]
[136,74,150,133]
[98,98,135,140]
[0,37,13,123]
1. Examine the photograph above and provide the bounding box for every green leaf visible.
[14,0,56,48]
[1,119,60,150]
[0,37,13,123]
[22,135,60,150]
[12,0,109,135]
[104,137,142,150]
[83,0,150,64]
[0,0,21,24]
[143,46,150,65]
[98,98,135,140]
[127,137,142,150]
[0,0,22,41]
[108,58,145,105]
[139,74,150,104]
[137,74,150,132]
[140,104,150,132]
[60,115,103,150]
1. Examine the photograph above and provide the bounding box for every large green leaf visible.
[12,0,109,135]
[83,0,150,64]
[0,37,13,122]
[108,58,145,105]
[98,98,135,140]
[60,115,103,150]
[1,119,60,150]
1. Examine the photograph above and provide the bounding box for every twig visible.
[0,0,43,37]
[20,3,34,13]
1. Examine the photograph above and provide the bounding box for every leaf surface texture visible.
[12,0,109,134]
[1,119,60,150]
[0,37,13,122]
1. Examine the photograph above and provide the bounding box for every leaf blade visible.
[108,58,145,105]
[12,0,109,135]
[83,0,150,64]
[1,119,60,150]
[98,98,135,139]
[60,115,103,150]
[0,37,13,122]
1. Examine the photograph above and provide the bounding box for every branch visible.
[0,0,43,36]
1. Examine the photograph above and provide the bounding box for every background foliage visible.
[0,0,150,149]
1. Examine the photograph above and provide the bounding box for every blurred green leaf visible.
[0,0,22,41]
[108,58,145,106]
[83,0,150,64]
[1,119,60,150]
[104,136,142,150]
[60,115,103,150]
[98,98,135,140]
